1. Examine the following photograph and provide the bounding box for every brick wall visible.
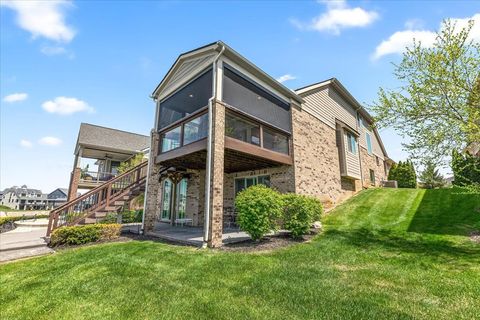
[359,146,388,187]
[144,130,161,232]
[291,105,360,205]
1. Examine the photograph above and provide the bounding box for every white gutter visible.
[202,43,225,248]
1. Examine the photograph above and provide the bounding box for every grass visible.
[1,187,479,319]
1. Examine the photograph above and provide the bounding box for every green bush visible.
[50,224,121,246]
[235,185,283,241]
[0,215,50,226]
[100,210,143,224]
[283,194,323,238]
[388,160,417,188]
[452,149,480,187]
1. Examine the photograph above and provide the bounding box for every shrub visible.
[100,210,143,224]
[0,214,49,227]
[235,185,283,241]
[452,149,480,187]
[389,160,417,188]
[50,223,121,246]
[283,194,323,238]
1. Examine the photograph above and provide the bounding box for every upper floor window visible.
[366,132,373,155]
[376,156,380,166]
[225,113,261,146]
[161,126,181,152]
[183,113,208,145]
[222,65,291,133]
[263,127,288,154]
[158,69,212,130]
[347,132,357,154]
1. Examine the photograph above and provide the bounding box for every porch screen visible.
[158,69,212,130]
[222,65,291,133]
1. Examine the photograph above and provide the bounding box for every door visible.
[161,178,188,222]
[161,179,173,221]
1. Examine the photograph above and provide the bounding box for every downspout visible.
[203,43,225,248]
[355,109,364,189]
[141,99,160,234]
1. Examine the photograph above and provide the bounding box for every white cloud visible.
[20,139,33,148]
[373,30,436,60]
[373,13,480,60]
[1,0,75,42]
[2,92,28,103]
[42,97,94,115]
[292,0,379,35]
[39,136,62,146]
[276,74,296,83]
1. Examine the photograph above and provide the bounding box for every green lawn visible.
[1,188,479,319]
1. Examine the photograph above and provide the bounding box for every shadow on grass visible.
[324,227,480,264]
[407,188,480,236]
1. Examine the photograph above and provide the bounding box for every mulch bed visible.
[219,232,318,253]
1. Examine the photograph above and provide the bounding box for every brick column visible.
[144,130,161,232]
[67,167,81,201]
[207,101,225,248]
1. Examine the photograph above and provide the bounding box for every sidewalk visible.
[0,221,54,262]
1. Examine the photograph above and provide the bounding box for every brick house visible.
[143,41,393,247]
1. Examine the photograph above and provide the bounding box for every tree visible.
[419,161,445,189]
[372,19,480,165]
[388,160,417,188]
[117,153,145,174]
[451,149,480,187]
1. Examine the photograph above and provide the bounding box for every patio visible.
[145,222,250,246]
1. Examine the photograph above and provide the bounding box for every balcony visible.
[156,106,292,173]
[79,170,117,188]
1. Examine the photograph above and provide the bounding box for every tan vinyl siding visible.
[301,87,358,130]
[358,120,385,160]
[160,53,215,100]
[343,131,361,179]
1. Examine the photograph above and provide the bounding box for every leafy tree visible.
[451,149,480,187]
[389,160,417,188]
[419,161,445,189]
[117,153,145,174]
[372,19,480,164]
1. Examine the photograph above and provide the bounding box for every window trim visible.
[234,174,271,196]
[366,132,373,155]
[346,131,357,154]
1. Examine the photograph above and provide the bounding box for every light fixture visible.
[189,94,194,98]
[257,96,262,100]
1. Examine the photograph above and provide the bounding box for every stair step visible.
[93,212,107,218]
[114,200,125,206]
[84,218,98,224]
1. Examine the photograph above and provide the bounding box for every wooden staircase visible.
[46,161,148,236]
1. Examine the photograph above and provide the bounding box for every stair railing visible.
[47,161,148,236]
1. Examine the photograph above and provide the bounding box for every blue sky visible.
[1,0,479,193]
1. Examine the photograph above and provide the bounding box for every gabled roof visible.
[295,78,389,158]
[151,41,304,105]
[75,123,150,156]
[48,188,68,197]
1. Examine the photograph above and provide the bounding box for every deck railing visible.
[47,161,148,236]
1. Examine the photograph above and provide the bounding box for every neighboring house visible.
[142,41,394,247]
[0,185,48,210]
[46,188,69,209]
[465,142,480,157]
[68,123,150,201]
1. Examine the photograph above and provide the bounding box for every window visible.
[376,156,380,166]
[225,113,260,146]
[263,127,289,154]
[366,132,373,155]
[234,175,270,196]
[369,169,376,185]
[183,113,208,145]
[158,69,212,130]
[223,65,291,132]
[161,126,181,152]
[347,132,357,154]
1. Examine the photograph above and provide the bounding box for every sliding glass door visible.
[160,178,188,222]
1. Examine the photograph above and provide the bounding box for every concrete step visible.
[14,218,49,228]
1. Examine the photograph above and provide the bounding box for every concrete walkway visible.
[0,220,53,262]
